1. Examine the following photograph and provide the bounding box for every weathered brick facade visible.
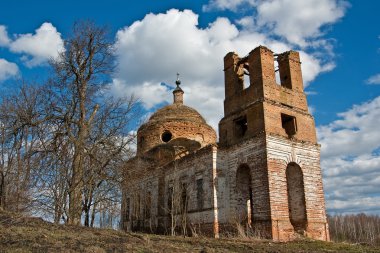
[121,46,329,241]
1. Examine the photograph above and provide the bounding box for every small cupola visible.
[136,72,216,155]
[173,73,184,104]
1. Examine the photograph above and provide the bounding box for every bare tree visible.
[328,213,380,245]
[165,162,191,236]
[48,21,119,225]
[81,98,136,227]
[0,83,45,212]
[0,21,137,228]
[31,131,71,223]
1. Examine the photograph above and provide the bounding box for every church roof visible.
[148,103,206,124]
[136,74,216,155]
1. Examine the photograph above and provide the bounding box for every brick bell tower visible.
[218,46,329,241]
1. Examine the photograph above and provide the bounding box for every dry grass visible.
[1,211,380,253]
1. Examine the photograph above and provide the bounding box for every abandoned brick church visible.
[121,46,329,241]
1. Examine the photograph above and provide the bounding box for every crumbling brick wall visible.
[122,45,329,242]
[218,46,329,241]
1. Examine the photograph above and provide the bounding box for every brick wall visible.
[121,45,329,242]
[266,134,329,241]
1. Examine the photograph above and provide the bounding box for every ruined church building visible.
[121,46,329,241]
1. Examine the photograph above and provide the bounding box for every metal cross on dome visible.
[176,73,181,86]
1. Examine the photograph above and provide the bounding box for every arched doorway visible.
[286,162,307,233]
[236,165,253,226]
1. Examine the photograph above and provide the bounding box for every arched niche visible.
[286,162,307,233]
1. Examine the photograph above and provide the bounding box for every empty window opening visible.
[243,63,250,89]
[181,183,188,213]
[275,54,293,89]
[281,114,297,137]
[236,165,253,227]
[161,130,172,143]
[286,163,307,233]
[234,116,248,138]
[274,60,281,85]
[196,178,204,210]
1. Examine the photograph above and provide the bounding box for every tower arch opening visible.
[286,162,307,233]
[236,164,253,227]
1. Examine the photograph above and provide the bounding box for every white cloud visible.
[113,9,329,129]
[112,79,171,109]
[203,0,348,47]
[0,25,10,46]
[255,0,348,46]
[9,22,64,67]
[366,73,380,85]
[318,96,380,158]
[318,96,380,214]
[300,52,335,84]
[206,17,239,42]
[0,58,19,82]
[236,16,254,28]
[203,0,255,12]
[327,196,380,214]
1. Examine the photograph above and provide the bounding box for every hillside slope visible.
[0,210,379,253]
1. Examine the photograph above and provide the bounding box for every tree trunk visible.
[54,200,63,224]
[83,191,92,227]
[0,172,4,209]
[90,201,97,227]
[68,148,84,225]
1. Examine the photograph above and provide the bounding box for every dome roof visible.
[148,103,206,124]
[136,75,217,155]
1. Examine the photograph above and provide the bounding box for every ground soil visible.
[0,210,379,253]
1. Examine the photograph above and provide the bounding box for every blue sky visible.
[1,0,379,215]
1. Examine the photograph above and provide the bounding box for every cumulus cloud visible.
[203,0,255,12]
[323,154,380,214]
[112,79,171,109]
[254,0,348,46]
[0,25,10,46]
[0,58,19,82]
[9,22,64,67]
[113,9,328,129]
[204,0,348,47]
[318,96,380,214]
[318,96,380,158]
[366,73,380,85]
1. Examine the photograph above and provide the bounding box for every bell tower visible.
[219,46,329,241]
[219,46,314,146]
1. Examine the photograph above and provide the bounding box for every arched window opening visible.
[243,63,250,89]
[286,162,307,233]
[234,116,248,138]
[236,165,253,227]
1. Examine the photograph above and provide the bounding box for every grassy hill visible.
[1,210,379,253]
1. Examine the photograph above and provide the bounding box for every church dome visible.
[149,103,206,124]
[136,75,216,155]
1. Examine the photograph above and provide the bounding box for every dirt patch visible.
[1,210,379,253]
